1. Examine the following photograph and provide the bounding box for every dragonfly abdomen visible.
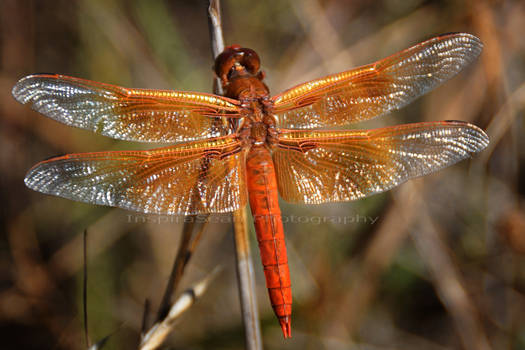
[245,145,292,338]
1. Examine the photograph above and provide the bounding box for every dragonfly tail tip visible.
[279,316,292,338]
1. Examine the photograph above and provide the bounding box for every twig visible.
[156,218,207,321]
[139,268,221,350]
[208,1,263,348]
[233,209,263,348]
[207,0,224,96]
[88,332,115,350]
[152,0,229,328]
[155,226,191,321]
[140,218,207,348]
[140,299,150,335]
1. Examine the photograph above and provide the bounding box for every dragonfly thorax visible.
[249,122,268,145]
[237,102,278,147]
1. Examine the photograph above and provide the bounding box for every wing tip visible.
[24,162,46,193]
[443,120,489,153]
[24,153,72,193]
[12,73,58,102]
[443,33,483,62]
[12,75,31,104]
[460,33,483,59]
[433,32,482,45]
[23,170,34,189]
[424,32,483,63]
[474,126,490,151]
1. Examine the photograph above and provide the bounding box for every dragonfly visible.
[14,33,488,338]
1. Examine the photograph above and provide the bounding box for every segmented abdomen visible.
[245,145,292,337]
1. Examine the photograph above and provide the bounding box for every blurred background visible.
[1,0,524,349]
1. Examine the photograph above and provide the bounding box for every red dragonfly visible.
[14,33,488,338]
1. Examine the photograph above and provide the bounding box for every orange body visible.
[246,145,292,337]
[217,45,294,336]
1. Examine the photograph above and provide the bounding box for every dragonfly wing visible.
[272,33,482,129]
[13,74,241,143]
[273,121,488,204]
[25,136,247,215]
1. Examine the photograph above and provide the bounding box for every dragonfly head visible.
[214,45,262,86]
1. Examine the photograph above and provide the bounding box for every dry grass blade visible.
[480,82,525,164]
[412,206,492,350]
[139,267,222,350]
[83,229,120,350]
[83,229,90,348]
[336,183,420,335]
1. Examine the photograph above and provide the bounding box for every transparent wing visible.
[273,121,488,204]
[272,33,482,129]
[13,74,241,143]
[25,136,247,215]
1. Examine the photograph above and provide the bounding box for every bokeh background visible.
[1,0,524,349]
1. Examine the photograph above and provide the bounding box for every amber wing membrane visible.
[273,121,488,204]
[272,33,482,129]
[12,74,241,143]
[24,136,246,214]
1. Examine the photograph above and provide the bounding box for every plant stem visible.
[207,1,263,348]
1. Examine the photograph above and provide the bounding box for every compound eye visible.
[213,46,261,83]
[214,46,241,81]
[239,48,260,74]
[214,56,234,81]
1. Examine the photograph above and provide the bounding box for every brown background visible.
[1,0,524,349]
